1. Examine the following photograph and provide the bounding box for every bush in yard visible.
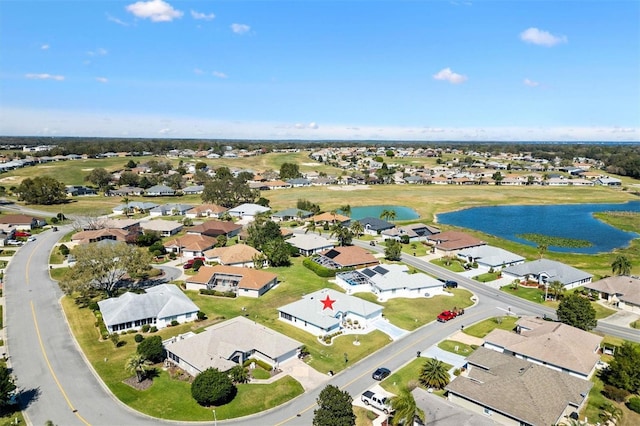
[171,320,179,327]
[134,334,144,343]
[137,335,164,363]
[191,368,237,406]
[141,324,150,333]
[197,311,206,321]
[627,397,640,414]
[149,326,158,333]
[602,385,630,403]
[59,244,70,256]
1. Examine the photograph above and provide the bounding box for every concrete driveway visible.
[598,308,640,327]
[413,388,499,426]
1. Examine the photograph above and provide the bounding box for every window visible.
[281,312,292,321]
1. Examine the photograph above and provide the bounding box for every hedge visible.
[303,257,354,278]
[199,289,237,298]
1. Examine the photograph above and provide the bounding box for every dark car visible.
[444,280,458,288]
[372,367,391,380]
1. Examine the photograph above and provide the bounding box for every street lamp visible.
[212,409,217,426]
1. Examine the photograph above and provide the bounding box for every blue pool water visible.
[437,201,640,254]
[347,205,420,221]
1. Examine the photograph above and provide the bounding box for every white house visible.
[502,259,592,290]
[140,219,183,237]
[456,245,525,270]
[286,234,335,256]
[227,203,270,221]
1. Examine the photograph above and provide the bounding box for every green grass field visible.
[462,316,519,338]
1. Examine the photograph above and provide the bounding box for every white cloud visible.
[25,73,64,81]
[107,13,129,26]
[212,71,228,79]
[520,27,567,47]
[88,48,108,56]
[231,23,250,34]
[523,78,540,87]
[95,77,109,83]
[433,68,467,84]
[191,10,215,21]
[41,44,50,50]
[126,0,183,22]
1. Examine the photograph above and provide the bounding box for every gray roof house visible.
[140,219,184,237]
[286,234,335,256]
[502,259,592,290]
[164,316,302,376]
[381,223,440,242]
[227,203,270,221]
[112,201,159,215]
[148,203,193,217]
[145,185,176,196]
[98,284,199,333]
[585,275,640,313]
[446,347,592,426]
[270,208,313,222]
[357,217,395,236]
[457,245,525,270]
[278,288,383,337]
[336,263,446,301]
[182,185,204,195]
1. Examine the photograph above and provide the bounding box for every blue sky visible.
[1,0,639,141]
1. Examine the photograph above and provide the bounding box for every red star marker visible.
[321,294,336,310]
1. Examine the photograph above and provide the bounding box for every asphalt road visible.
[4,222,638,425]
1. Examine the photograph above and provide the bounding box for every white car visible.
[27,236,36,242]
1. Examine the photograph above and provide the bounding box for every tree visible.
[245,219,283,251]
[385,239,402,261]
[118,171,140,187]
[419,358,450,390]
[537,243,547,259]
[304,221,318,235]
[389,387,425,426]
[16,176,67,205]
[492,171,503,185]
[137,335,164,363]
[330,224,353,246]
[339,204,351,217]
[380,209,397,223]
[262,239,291,267]
[125,353,152,383]
[60,242,153,297]
[136,231,161,247]
[297,199,321,215]
[279,162,302,180]
[612,255,632,276]
[548,280,565,301]
[313,384,355,426]
[601,342,640,394]
[556,293,597,331]
[121,197,132,218]
[125,159,137,169]
[228,365,249,384]
[0,365,16,408]
[350,220,364,238]
[191,368,237,406]
[599,402,623,425]
[85,167,113,191]
[201,173,258,207]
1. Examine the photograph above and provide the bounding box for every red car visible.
[15,231,31,238]
[183,257,205,269]
[437,311,457,322]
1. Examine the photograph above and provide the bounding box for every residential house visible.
[203,244,264,268]
[181,185,204,195]
[357,217,395,236]
[106,186,145,197]
[187,220,243,239]
[286,234,335,256]
[483,316,603,380]
[502,259,592,290]
[278,288,383,337]
[336,263,446,300]
[584,275,640,313]
[164,316,302,376]
[270,208,313,222]
[140,219,183,237]
[186,265,278,298]
[111,201,158,215]
[164,234,218,258]
[66,185,98,196]
[456,245,525,270]
[185,204,228,219]
[98,284,199,333]
[71,228,137,244]
[426,230,486,256]
[148,203,193,217]
[596,177,622,186]
[313,246,379,269]
[0,225,16,246]
[309,212,351,226]
[145,185,176,196]
[381,223,441,242]
[0,214,46,230]
[445,347,592,426]
[227,203,270,221]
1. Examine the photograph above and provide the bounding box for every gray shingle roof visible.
[502,259,592,286]
[457,245,525,268]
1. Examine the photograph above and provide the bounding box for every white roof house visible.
[140,219,184,237]
[457,245,525,270]
[227,203,270,221]
[336,264,447,300]
[164,316,302,377]
[98,284,199,333]
[286,234,335,256]
[502,259,592,290]
[278,288,383,337]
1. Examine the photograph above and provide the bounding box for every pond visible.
[436,201,640,254]
[347,205,420,221]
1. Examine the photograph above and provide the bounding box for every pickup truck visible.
[437,308,465,322]
[361,390,392,414]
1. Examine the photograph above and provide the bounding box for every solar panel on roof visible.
[373,266,388,275]
[362,269,376,278]
[325,249,339,259]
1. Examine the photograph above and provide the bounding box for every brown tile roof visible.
[585,276,640,306]
[164,234,217,251]
[427,230,485,251]
[0,214,40,225]
[187,265,277,291]
[203,244,261,265]
[446,347,592,426]
[186,204,228,215]
[484,316,603,376]
[71,228,133,244]
[311,212,350,224]
[188,220,242,236]
[318,246,379,268]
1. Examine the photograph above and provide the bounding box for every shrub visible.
[197,311,206,321]
[627,397,640,414]
[149,326,158,333]
[191,368,237,406]
[134,334,144,343]
[192,258,204,271]
[58,244,70,256]
[602,385,630,403]
[243,358,272,371]
[141,324,150,333]
[137,335,164,363]
[170,320,179,327]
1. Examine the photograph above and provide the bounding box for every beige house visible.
[203,244,264,268]
[425,230,486,256]
[163,234,218,258]
[186,265,278,298]
[185,204,228,219]
[585,275,640,313]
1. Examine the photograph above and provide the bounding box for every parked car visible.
[27,236,37,242]
[437,308,465,322]
[372,367,391,380]
[444,280,458,288]
[183,257,205,269]
[15,231,31,238]
[6,240,22,246]
[361,390,393,414]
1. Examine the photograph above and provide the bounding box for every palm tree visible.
[419,358,450,390]
[121,196,131,218]
[380,209,397,223]
[537,243,547,259]
[125,353,152,383]
[350,220,364,238]
[304,221,317,235]
[611,255,632,276]
[599,402,623,425]
[330,224,353,246]
[339,204,351,218]
[549,280,565,301]
[389,387,425,426]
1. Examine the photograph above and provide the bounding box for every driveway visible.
[419,347,467,376]
[413,388,499,426]
[598,308,640,328]
[371,318,409,340]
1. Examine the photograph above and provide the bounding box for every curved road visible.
[5,224,639,425]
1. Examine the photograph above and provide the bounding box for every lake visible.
[437,201,640,254]
[348,205,420,221]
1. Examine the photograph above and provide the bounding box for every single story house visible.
[446,347,592,426]
[163,234,218,258]
[106,186,145,197]
[98,284,199,333]
[309,212,350,226]
[286,234,335,256]
[270,208,313,222]
[187,220,243,238]
[596,177,622,186]
[66,185,97,196]
[140,219,183,237]
[336,263,447,300]
[278,288,383,337]
[381,223,440,242]
[186,265,278,298]
[483,316,603,380]
[357,217,394,236]
[185,204,228,219]
[181,185,204,195]
[227,203,270,221]
[164,316,302,376]
[111,201,159,215]
[313,246,379,269]
[148,203,193,217]
[145,185,176,196]
[426,230,486,256]
[584,275,640,313]
[203,244,265,268]
[71,228,137,245]
[0,214,46,230]
[456,245,525,270]
[501,259,592,290]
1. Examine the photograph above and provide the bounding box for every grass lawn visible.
[49,267,69,281]
[0,407,25,426]
[582,374,640,426]
[380,357,453,396]
[430,258,466,272]
[473,272,500,282]
[49,249,65,265]
[354,289,474,331]
[437,340,476,356]
[354,406,378,426]
[462,316,519,338]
